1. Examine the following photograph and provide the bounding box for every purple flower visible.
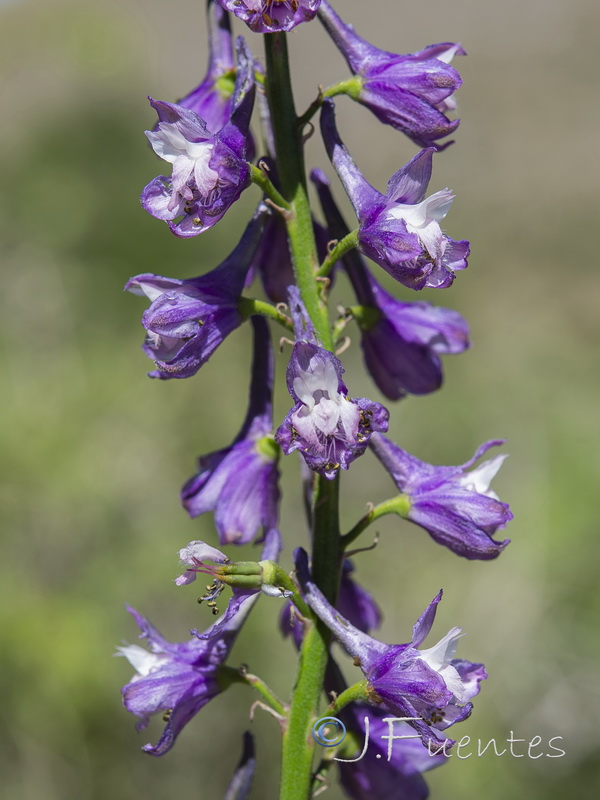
[216,0,321,33]
[275,339,389,479]
[141,37,255,238]
[295,548,487,749]
[181,316,280,544]
[125,208,266,379]
[175,1,236,135]
[280,558,381,648]
[321,100,469,289]
[338,704,446,800]
[223,732,256,800]
[312,167,469,399]
[370,434,512,560]
[318,1,464,148]
[118,600,252,756]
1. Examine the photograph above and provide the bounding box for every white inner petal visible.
[418,627,469,702]
[116,644,168,678]
[291,356,359,444]
[457,454,508,497]
[387,190,455,231]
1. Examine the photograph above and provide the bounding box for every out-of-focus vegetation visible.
[1,0,599,798]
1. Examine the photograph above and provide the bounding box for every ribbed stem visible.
[264,32,341,800]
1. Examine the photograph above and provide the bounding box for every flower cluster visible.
[119,2,512,797]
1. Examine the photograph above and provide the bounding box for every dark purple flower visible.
[280,558,381,648]
[338,703,446,800]
[223,732,256,800]
[181,316,280,544]
[125,208,266,379]
[216,0,321,33]
[141,37,255,238]
[370,434,512,560]
[321,100,469,289]
[295,548,487,749]
[275,340,389,479]
[318,1,464,148]
[176,1,236,135]
[312,167,469,399]
[118,598,253,756]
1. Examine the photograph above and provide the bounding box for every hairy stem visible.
[264,32,341,800]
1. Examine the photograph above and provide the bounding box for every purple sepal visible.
[275,341,389,479]
[181,316,280,544]
[223,732,256,800]
[174,1,236,136]
[338,704,446,800]
[216,0,321,33]
[311,167,469,399]
[318,1,464,148]
[320,101,469,289]
[294,548,486,748]
[370,434,512,560]
[125,207,266,379]
[118,592,255,756]
[141,37,255,237]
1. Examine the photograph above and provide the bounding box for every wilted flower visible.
[321,100,469,289]
[370,434,512,559]
[141,37,255,237]
[318,1,464,148]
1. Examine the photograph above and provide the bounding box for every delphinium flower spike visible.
[320,99,469,289]
[182,316,281,544]
[318,0,464,148]
[312,167,470,399]
[369,434,512,559]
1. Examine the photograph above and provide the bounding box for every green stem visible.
[329,681,368,716]
[264,33,332,351]
[238,297,293,331]
[219,666,287,717]
[316,230,359,279]
[264,33,342,800]
[341,495,410,550]
[249,163,291,210]
[297,78,362,129]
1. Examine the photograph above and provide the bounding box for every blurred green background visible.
[1,0,599,798]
